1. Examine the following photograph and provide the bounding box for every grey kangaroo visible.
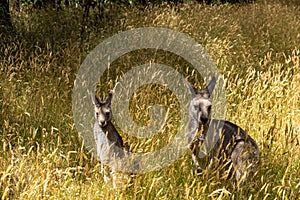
[185,77,259,183]
[91,90,129,187]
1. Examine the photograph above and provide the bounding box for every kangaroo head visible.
[91,91,113,127]
[185,77,216,125]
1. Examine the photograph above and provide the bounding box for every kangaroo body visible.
[91,91,129,187]
[93,120,125,166]
[185,77,260,183]
[190,119,259,181]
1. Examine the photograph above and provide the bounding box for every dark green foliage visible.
[0,0,11,26]
[198,0,255,4]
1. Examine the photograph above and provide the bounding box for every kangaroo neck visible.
[100,121,113,132]
[202,120,210,131]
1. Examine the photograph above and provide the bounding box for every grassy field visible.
[1,0,300,199]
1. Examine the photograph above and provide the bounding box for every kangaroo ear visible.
[105,90,114,105]
[201,77,216,98]
[183,79,200,97]
[91,92,101,106]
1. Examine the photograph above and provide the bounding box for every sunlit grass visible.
[1,0,300,199]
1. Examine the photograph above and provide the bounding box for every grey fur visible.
[91,91,128,186]
[185,77,260,183]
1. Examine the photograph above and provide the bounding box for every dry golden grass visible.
[1,0,300,199]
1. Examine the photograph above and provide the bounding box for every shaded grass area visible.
[1,0,300,199]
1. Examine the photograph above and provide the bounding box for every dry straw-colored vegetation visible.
[1,0,300,199]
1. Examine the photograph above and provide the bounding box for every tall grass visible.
[1,0,300,199]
